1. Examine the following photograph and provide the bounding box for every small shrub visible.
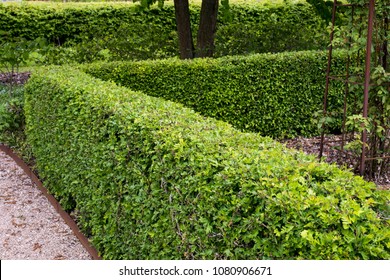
[0,85,26,148]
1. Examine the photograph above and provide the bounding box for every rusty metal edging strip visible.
[0,144,101,260]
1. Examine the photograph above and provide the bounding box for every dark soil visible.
[282,135,390,190]
[0,72,31,86]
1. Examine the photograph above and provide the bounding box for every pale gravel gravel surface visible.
[0,150,92,260]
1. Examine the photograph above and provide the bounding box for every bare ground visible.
[281,134,390,190]
[0,72,31,86]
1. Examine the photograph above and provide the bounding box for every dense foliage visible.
[83,50,348,139]
[214,1,327,56]
[24,67,389,259]
[0,85,25,148]
[3,0,388,261]
[326,0,390,178]
[0,2,327,62]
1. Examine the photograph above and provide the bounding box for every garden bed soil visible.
[281,135,390,190]
[0,72,31,86]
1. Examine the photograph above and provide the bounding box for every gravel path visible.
[0,150,92,260]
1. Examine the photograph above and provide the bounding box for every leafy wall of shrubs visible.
[214,1,327,56]
[83,50,347,139]
[0,2,327,62]
[0,2,179,61]
[24,67,389,259]
[0,85,25,148]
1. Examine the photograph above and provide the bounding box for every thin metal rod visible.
[383,14,388,70]
[360,0,376,176]
[342,5,355,153]
[365,155,390,160]
[327,75,380,86]
[320,0,338,160]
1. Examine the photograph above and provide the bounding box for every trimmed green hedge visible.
[0,2,179,61]
[24,66,389,259]
[214,1,327,56]
[0,2,327,61]
[83,50,347,138]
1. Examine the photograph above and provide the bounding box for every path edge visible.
[0,144,102,260]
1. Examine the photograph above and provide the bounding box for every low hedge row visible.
[0,2,327,61]
[24,67,389,259]
[83,50,347,139]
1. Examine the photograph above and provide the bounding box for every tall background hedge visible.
[0,1,328,62]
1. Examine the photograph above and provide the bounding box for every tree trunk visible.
[174,0,195,59]
[196,0,219,58]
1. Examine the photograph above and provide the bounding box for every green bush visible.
[0,2,327,62]
[0,85,26,148]
[0,2,181,62]
[24,66,389,259]
[214,2,327,56]
[83,50,347,139]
